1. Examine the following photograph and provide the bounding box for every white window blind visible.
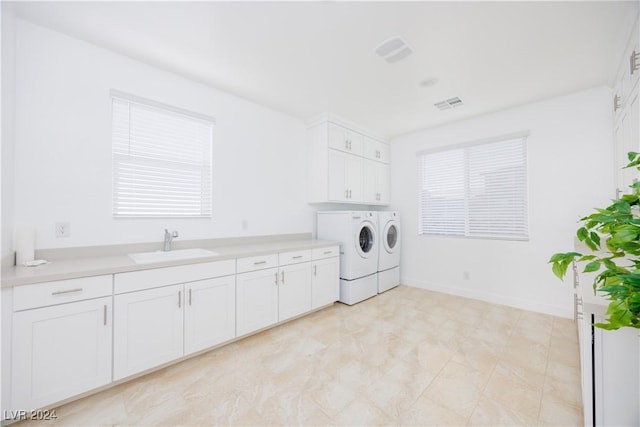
[418,134,528,240]
[112,94,213,218]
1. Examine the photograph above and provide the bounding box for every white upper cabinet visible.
[363,136,390,164]
[328,122,364,156]
[328,150,363,202]
[308,116,390,205]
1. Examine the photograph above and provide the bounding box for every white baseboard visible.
[401,276,573,319]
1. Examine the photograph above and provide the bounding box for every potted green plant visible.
[550,152,640,330]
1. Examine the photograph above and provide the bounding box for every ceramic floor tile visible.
[16,285,583,427]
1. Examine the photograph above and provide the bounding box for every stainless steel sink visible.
[128,248,219,264]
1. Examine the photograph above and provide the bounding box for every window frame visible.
[111,90,215,219]
[417,131,530,241]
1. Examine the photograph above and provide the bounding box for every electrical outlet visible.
[55,222,70,238]
[463,271,470,280]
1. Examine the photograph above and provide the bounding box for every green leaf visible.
[627,152,639,162]
[577,227,588,241]
[583,261,601,273]
[589,232,601,247]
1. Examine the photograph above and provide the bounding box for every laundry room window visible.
[111,91,214,218]
[417,132,529,240]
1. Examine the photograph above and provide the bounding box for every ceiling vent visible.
[375,36,413,63]
[434,97,464,111]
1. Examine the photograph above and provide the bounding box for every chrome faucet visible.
[163,229,179,251]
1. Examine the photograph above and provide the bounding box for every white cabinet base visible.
[11,297,112,410]
[113,284,184,381]
[378,266,399,294]
[339,274,377,305]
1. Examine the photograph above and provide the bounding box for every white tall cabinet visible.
[308,116,390,205]
[614,15,640,197]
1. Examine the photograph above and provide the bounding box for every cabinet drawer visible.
[114,260,235,294]
[236,253,279,273]
[13,275,112,312]
[312,246,339,260]
[279,249,311,266]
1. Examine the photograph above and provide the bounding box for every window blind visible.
[418,135,528,240]
[112,95,213,218]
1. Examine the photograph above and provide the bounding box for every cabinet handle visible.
[254,260,267,265]
[631,50,640,75]
[345,139,349,149]
[178,291,182,308]
[281,270,285,284]
[314,265,317,276]
[345,189,349,199]
[189,288,192,306]
[614,94,621,112]
[51,288,83,296]
[349,189,352,199]
[275,272,278,286]
[323,250,332,254]
[292,255,303,259]
[573,294,577,322]
[103,304,107,326]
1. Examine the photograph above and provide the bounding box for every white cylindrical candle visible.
[15,226,35,266]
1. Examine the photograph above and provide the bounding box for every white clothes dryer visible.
[317,211,379,304]
[377,211,400,293]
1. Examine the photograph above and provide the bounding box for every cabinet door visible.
[376,162,390,204]
[311,257,339,309]
[113,284,183,381]
[345,153,363,202]
[278,263,311,322]
[12,297,112,410]
[236,268,279,336]
[363,161,389,204]
[328,123,363,156]
[593,314,640,426]
[616,92,639,195]
[363,160,377,203]
[184,276,236,355]
[363,137,390,163]
[328,149,348,202]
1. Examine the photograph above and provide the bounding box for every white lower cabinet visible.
[113,284,184,381]
[11,296,113,410]
[311,256,340,309]
[7,245,339,413]
[236,267,279,336]
[278,262,312,322]
[184,276,236,355]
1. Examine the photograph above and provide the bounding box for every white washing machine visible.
[317,211,379,305]
[377,211,400,293]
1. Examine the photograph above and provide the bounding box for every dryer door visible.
[355,221,376,259]
[383,221,399,254]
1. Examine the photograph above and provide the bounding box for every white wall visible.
[1,4,16,258]
[391,87,614,317]
[11,20,314,250]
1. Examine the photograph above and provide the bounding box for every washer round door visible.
[383,221,399,254]
[355,221,376,258]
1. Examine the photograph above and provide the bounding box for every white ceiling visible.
[10,1,640,138]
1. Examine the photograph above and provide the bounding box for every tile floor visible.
[18,285,583,426]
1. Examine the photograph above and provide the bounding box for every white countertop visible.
[1,238,340,288]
